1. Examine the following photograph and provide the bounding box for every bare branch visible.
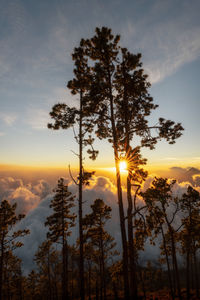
[68,164,78,186]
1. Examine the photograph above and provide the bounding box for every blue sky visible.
[0,0,200,169]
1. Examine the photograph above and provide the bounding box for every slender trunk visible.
[108,70,130,300]
[127,173,137,299]
[138,268,146,300]
[0,255,3,300]
[171,231,182,299]
[71,257,74,300]
[47,250,52,300]
[112,281,119,300]
[96,278,99,300]
[186,249,190,300]
[100,223,106,300]
[99,254,103,300]
[88,262,92,300]
[193,251,199,299]
[161,226,174,299]
[62,242,67,300]
[79,90,85,300]
[191,252,194,290]
[61,193,68,300]
[122,56,137,299]
[0,234,5,300]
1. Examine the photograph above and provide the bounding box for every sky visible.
[0,0,200,171]
[1,0,200,272]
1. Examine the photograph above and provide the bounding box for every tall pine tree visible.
[0,200,29,300]
[45,178,76,300]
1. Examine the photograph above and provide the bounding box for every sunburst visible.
[119,160,128,173]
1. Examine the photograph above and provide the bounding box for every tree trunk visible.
[127,173,137,299]
[108,73,130,299]
[186,248,190,300]
[138,268,146,300]
[171,231,182,299]
[112,281,119,300]
[193,251,199,299]
[122,57,137,299]
[161,226,174,299]
[88,263,92,300]
[0,236,5,300]
[96,278,99,300]
[47,250,52,300]
[62,243,67,300]
[79,90,85,300]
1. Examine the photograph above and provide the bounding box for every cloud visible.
[193,175,200,188]
[25,108,51,130]
[14,175,122,272]
[3,172,200,273]
[0,112,17,126]
[14,195,53,273]
[8,187,40,215]
[120,0,200,83]
[169,167,200,185]
[0,177,51,214]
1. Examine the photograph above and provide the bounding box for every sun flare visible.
[119,160,128,173]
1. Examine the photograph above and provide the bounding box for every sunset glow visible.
[119,161,128,173]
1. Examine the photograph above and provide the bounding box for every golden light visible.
[119,160,128,173]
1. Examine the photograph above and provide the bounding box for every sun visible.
[119,160,128,173]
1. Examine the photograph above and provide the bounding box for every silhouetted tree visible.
[25,270,39,300]
[45,178,76,300]
[75,27,183,299]
[0,200,29,300]
[48,26,184,299]
[3,252,23,300]
[179,186,200,300]
[83,199,117,300]
[34,240,61,300]
[142,178,182,299]
[48,45,98,300]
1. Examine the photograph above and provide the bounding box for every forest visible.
[0,27,199,300]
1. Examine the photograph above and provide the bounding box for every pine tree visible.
[45,178,76,300]
[180,186,200,300]
[142,177,182,299]
[48,45,98,300]
[48,26,184,299]
[34,240,61,300]
[83,199,117,300]
[76,27,183,299]
[0,200,29,300]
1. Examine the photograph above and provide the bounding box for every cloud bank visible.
[1,167,200,273]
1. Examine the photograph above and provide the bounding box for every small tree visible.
[179,186,200,300]
[142,178,182,299]
[34,240,61,300]
[0,200,29,300]
[83,199,117,300]
[45,178,76,300]
[2,252,23,300]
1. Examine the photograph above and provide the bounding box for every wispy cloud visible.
[0,112,17,125]
[26,108,50,130]
[120,0,200,83]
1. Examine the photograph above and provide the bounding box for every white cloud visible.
[0,177,51,214]
[0,112,17,125]
[121,0,200,83]
[2,171,200,273]
[26,108,50,130]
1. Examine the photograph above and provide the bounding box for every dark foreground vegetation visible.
[1,27,199,300]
